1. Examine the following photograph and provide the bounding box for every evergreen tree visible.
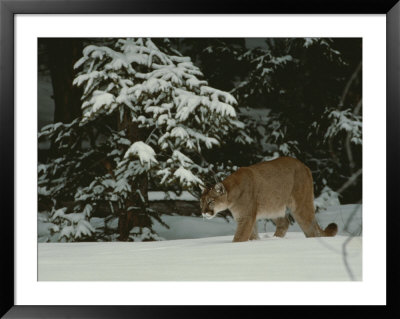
[231,38,362,207]
[161,37,361,206]
[38,38,249,242]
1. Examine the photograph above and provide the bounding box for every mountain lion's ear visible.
[214,182,226,195]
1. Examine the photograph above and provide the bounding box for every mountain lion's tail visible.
[291,161,339,238]
[304,219,338,238]
[322,223,338,237]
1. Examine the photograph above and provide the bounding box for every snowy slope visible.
[38,233,361,281]
[38,204,362,281]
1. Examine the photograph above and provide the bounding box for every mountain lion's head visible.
[200,182,228,219]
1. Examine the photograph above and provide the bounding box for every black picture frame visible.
[1,0,399,317]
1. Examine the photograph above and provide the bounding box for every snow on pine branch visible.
[81,90,116,119]
[124,141,158,168]
[172,150,193,168]
[173,166,203,187]
[324,108,362,145]
[50,206,96,241]
[73,38,241,132]
[303,38,319,48]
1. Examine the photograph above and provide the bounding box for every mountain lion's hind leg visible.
[273,216,290,238]
[249,223,260,240]
[233,216,256,242]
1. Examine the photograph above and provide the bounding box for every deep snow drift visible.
[38,204,362,281]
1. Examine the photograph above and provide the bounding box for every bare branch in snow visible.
[339,61,362,110]
[336,168,362,195]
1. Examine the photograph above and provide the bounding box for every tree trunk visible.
[117,173,149,241]
[117,112,150,241]
[45,38,83,123]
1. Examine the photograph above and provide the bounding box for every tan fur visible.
[200,157,338,242]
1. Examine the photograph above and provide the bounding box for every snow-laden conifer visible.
[38,38,249,242]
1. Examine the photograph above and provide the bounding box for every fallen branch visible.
[336,168,362,195]
[339,62,362,110]
[345,98,362,176]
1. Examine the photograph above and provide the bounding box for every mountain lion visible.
[200,157,338,242]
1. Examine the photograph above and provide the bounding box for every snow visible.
[83,90,115,119]
[173,166,203,186]
[75,220,95,239]
[314,185,341,211]
[173,150,191,163]
[147,191,197,201]
[124,141,158,167]
[38,234,361,281]
[186,127,220,148]
[38,204,362,281]
[152,204,362,240]
[170,127,189,139]
[304,38,319,48]
[324,108,362,145]
[114,178,131,193]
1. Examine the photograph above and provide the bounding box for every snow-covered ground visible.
[152,204,361,240]
[38,204,362,281]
